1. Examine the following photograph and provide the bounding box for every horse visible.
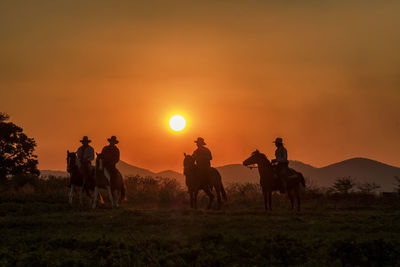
[66,151,102,206]
[243,150,305,211]
[183,153,227,209]
[92,153,126,209]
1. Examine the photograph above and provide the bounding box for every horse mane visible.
[251,150,271,168]
[252,150,269,161]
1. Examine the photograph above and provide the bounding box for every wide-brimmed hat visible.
[108,136,119,144]
[273,137,283,144]
[194,137,206,145]
[80,136,91,143]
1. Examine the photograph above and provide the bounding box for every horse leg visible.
[115,190,121,208]
[194,191,199,210]
[92,186,99,210]
[268,191,272,211]
[189,191,194,209]
[204,187,215,210]
[288,191,294,211]
[107,186,115,209]
[69,184,75,205]
[262,189,268,211]
[103,168,115,209]
[79,186,84,206]
[215,186,222,209]
[296,188,301,212]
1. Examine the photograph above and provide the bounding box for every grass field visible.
[0,176,399,266]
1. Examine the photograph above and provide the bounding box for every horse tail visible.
[298,172,306,188]
[220,180,227,201]
[216,171,227,201]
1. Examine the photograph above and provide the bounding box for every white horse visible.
[66,151,101,206]
[92,153,125,209]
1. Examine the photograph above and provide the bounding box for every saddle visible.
[287,168,298,178]
[271,165,298,178]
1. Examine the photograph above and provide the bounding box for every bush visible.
[331,177,355,194]
[9,174,39,188]
[125,175,187,206]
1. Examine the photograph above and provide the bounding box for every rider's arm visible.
[115,148,120,163]
[282,148,287,162]
[87,147,95,162]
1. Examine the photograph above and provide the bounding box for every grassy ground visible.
[0,197,399,266]
[0,177,399,266]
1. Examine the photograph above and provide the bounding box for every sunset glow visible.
[1,1,400,172]
[169,115,186,132]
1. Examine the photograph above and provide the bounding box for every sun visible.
[169,115,186,131]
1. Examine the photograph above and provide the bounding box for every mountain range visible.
[41,158,400,192]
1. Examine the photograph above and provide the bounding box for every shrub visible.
[331,177,355,194]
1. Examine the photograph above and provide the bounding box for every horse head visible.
[66,150,77,173]
[183,153,196,175]
[243,149,270,167]
[95,152,104,171]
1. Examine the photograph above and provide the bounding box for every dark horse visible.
[66,151,101,205]
[243,150,305,211]
[183,153,227,209]
[92,153,126,209]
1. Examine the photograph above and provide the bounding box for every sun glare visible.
[169,115,186,132]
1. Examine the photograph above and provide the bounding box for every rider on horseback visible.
[101,136,120,182]
[192,137,213,181]
[271,137,289,194]
[76,136,95,187]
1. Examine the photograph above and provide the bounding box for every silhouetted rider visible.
[271,137,289,193]
[76,136,94,186]
[193,137,212,167]
[192,137,213,181]
[101,136,120,182]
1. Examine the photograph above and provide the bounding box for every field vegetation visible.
[0,175,399,266]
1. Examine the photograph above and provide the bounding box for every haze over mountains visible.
[42,158,400,192]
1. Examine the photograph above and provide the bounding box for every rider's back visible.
[193,146,212,168]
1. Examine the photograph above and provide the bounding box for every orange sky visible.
[1,1,400,171]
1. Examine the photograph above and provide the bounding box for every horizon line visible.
[41,156,400,173]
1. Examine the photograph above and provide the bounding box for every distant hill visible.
[306,158,400,191]
[117,161,154,177]
[215,158,400,192]
[41,158,400,192]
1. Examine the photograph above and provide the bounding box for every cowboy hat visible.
[80,136,91,143]
[194,137,206,145]
[273,137,283,144]
[108,136,119,144]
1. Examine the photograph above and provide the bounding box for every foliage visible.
[332,177,355,194]
[0,182,399,266]
[0,113,39,179]
[125,175,186,206]
[357,182,381,195]
[395,176,400,194]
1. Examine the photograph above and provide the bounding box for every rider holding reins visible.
[192,137,213,181]
[76,136,95,186]
[271,137,289,193]
[101,136,120,182]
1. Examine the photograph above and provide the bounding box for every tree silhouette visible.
[332,177,355,194]
[0,113,39,180]
[357,182,381,195]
